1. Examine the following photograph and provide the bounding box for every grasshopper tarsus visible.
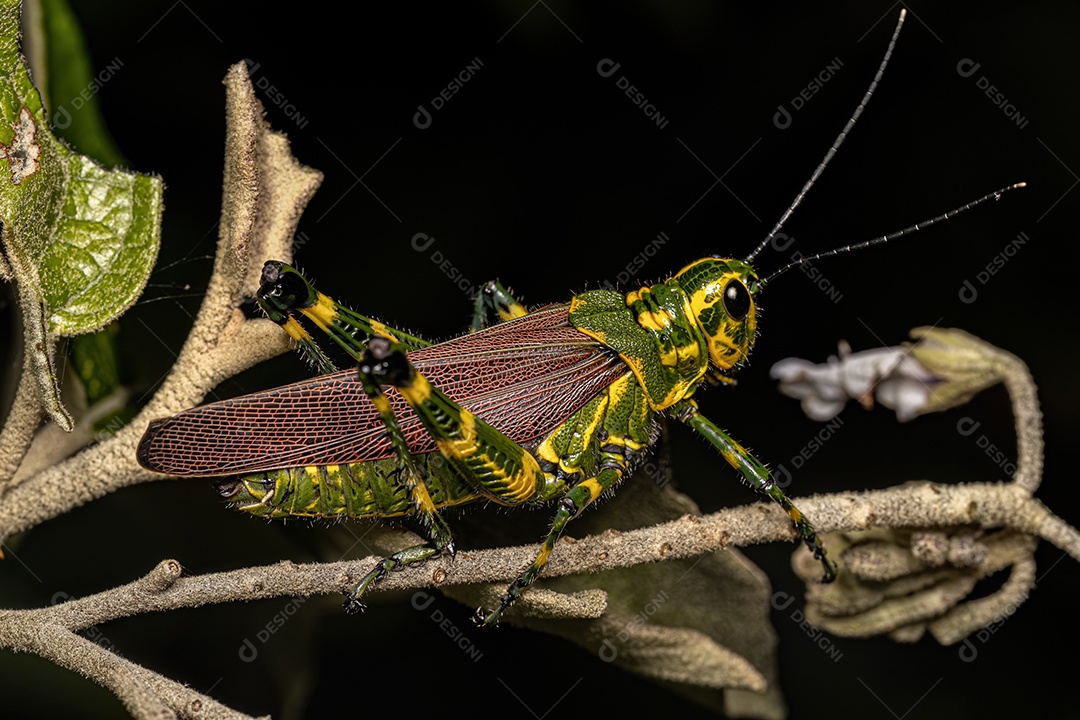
[342,597,366,615]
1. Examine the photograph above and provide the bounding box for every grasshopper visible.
[137,10,1021,625]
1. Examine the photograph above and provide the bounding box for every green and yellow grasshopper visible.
[136,10,1021,625]
[142,253,831,626]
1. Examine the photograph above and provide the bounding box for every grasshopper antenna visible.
[758,182,1027,287]
[745,9,907,263]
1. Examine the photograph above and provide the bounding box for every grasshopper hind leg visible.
[343,342,460,613]
[360,336,602,625]
[344,542,445,614]
[258,260,431,373]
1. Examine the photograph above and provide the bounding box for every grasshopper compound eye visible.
[723,279,751,322]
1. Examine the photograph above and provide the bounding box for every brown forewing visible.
[138,304,629,476]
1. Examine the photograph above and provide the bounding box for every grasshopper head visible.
[673,257,760,374]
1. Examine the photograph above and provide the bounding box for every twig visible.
[4,480,1076,632]
[0,352,42,483]
[2,621,263,720]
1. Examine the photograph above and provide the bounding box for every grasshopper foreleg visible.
[673,398,837,582]
[470,279,527,331]
[475,461,627,627]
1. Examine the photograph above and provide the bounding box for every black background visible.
[1,2,1077,718]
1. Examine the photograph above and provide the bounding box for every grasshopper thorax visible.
[672,257,760,374]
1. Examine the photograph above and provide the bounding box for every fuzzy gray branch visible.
[2,476,1074,716]
[0,355,41,483]
[2,620,263,720]
[908,326,1044,494]
[5,480,1077,633]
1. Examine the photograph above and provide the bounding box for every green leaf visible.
[24,0,125,167]
[0,1,161,428]
[69,322,118,406]
[38,153,161,333]
[24,0,137,410]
